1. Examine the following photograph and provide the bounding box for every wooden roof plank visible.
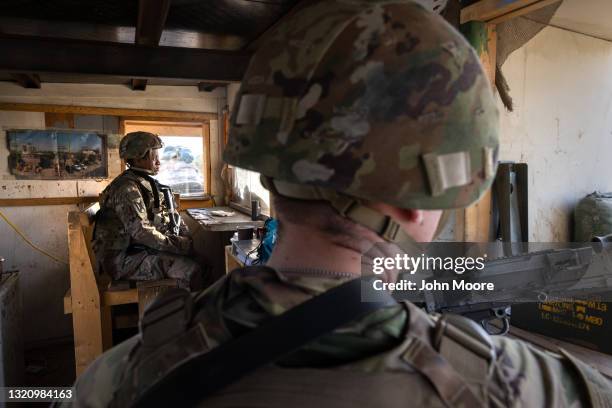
[460,0,561,24]
[0,102,217,121]
[0,35,250,82]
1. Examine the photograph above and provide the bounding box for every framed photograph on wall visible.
[7,129,108,180]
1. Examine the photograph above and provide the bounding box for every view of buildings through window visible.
[155,135,205,197]
[231,167,270,215]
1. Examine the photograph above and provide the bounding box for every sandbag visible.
[574,192,612,241]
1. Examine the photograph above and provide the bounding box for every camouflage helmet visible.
[224,0,499,210]
[120,132,163,160]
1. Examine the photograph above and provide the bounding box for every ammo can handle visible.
[592,234,612,243]
[592,234,612,251]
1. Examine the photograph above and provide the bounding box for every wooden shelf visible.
[0,197,99,207]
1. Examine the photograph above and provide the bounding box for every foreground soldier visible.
[93,131,202,289]
[72,1,611,407]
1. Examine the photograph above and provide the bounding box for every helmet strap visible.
[431,209,452,240]
[125,149,157,174]
[128,165,156,175]
[262,177,416,251]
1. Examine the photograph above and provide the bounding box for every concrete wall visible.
[498,19,612,242]
[0,83,226,344]
[0,273,24,390]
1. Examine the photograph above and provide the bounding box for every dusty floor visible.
[7,342,76,408]
[24,341,75,388]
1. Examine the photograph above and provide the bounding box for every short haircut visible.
[271,192,379,253]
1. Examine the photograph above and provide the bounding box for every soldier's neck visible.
[266,224,363,276]
[128,166,156,176]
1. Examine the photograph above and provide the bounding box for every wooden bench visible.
[64,203,178,376]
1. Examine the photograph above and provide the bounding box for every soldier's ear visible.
[368,202,425,226]
[394,209,424,225]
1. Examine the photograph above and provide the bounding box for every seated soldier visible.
[93,131,202,289]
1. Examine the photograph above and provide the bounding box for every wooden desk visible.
[508,325,612,378]
[184,206,264,286]
[186,206,264,232]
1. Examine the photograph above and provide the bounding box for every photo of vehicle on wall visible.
[7,129,108,180]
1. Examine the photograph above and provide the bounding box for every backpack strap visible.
[113,279,498,408]
[112,276,397,407]
[401,303,498,407]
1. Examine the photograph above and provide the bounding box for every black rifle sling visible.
[132,278,396,407]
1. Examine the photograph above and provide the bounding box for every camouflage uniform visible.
[71,1,612,406]
[93,169,201,289]
[69,268,611,407]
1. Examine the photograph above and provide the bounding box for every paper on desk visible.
[189,213,212,220]
[187,209,209,215]
[200,220,221,225]
[210,210,235,217]
[187,209,213,220]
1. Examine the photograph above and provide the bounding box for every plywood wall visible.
[498,22,612,241]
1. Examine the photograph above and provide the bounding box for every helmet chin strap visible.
[432,209,452,241]
[261,177,417,253]
[127,165,156,175]
[126,148,158,175]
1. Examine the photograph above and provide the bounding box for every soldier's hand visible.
[170,235,194,255]
[182,236,195,255]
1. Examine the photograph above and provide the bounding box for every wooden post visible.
[173,192,181,211]
[459,22,497,242]
[461,0,561,24]
[203,123,212,196]
[68,212,105,376]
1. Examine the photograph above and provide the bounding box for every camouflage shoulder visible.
[100,171,137,199]
[106,176,149,212]
[70,335,140,408]
[492,335,606,407]
[558,347,612,405]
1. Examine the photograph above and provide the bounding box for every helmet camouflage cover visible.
[120,131,164,160]
[224,0,499,210]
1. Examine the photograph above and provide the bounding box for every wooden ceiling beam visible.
[132,0,172,91]
[0,17,247,49]
[0,102,217,121]
[10,73,41,88]
[136,0,171,46]
[0,35,250,82]
[198,82,220,92]
[460,0,561,24]
[130,78,148,91]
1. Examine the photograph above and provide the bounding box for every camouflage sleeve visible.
[558,348,612,406]
[59,336,139,408]
[178,213,190,237]
[493,336,612,407]
[113,183,192,255]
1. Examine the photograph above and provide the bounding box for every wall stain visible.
[107,134,121,149]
